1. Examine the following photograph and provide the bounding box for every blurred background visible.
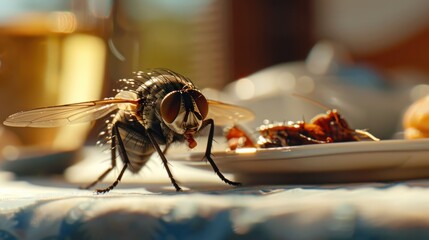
[2,0,429,155]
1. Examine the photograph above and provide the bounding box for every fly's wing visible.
[3,99,137,128]
[207,100,254,125]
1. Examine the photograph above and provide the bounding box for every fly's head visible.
[160,87,208,148]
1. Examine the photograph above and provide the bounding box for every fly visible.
[3,69,254,193]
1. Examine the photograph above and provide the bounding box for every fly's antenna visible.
[292,93,345,127]
[291,93,379,141]
[291,93,331,111]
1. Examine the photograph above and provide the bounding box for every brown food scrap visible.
[225,125,256,150]
[225,109,379,149]
[259,110,378,148]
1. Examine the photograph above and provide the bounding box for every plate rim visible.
[170,138,429,163]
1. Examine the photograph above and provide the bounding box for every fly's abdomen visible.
[122,136,154,173]
[114,112,155,173]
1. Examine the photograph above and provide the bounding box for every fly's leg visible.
[201,119,241,186]
[146,129,182,191]
[95,122,130,194]
[80,125,120,190]
[162,143,171,155]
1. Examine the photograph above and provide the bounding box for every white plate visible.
[170,139,429,184]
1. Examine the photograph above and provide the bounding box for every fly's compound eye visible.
[160,91,181,124]
[188,89,208,120]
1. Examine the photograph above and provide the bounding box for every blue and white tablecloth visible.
[1,148,429,240]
